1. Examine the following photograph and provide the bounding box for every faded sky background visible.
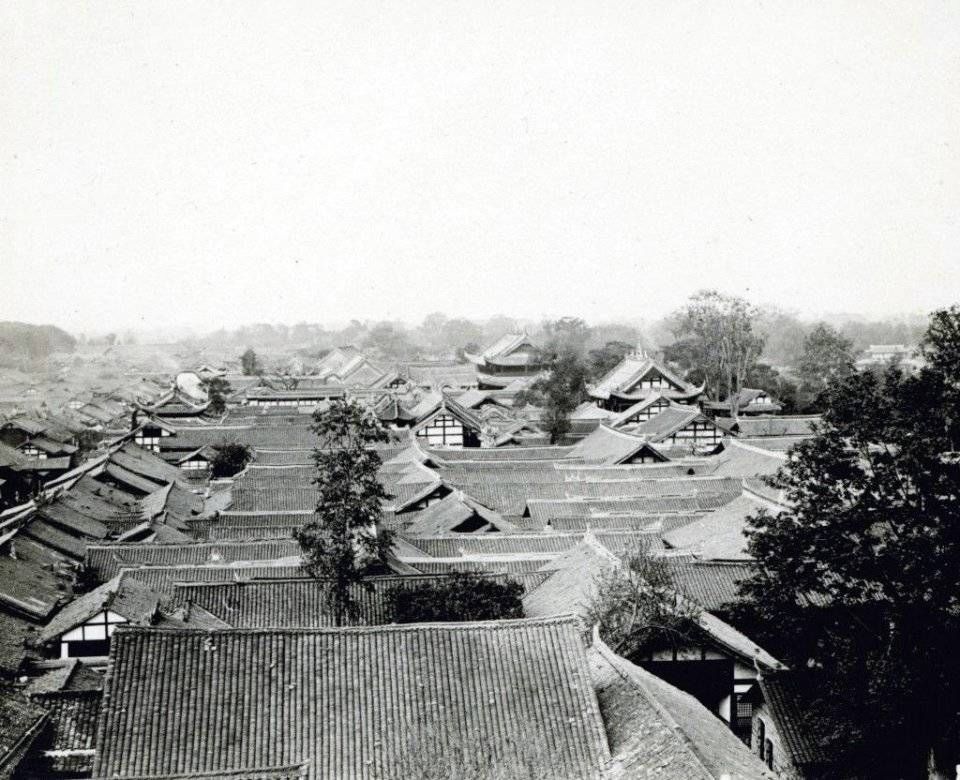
[2,1,958,335]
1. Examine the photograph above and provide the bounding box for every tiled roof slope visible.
[92,766,309,780]
[566,425,663,465]
[664,492,783,560]
[706,439,786,478]
[724,415,820,438]
[591,638,772,779]
[85,540,302,581]
[426,446,576,462]
[172,573,548,628]
[29,690,101,776]
[119,563,306,597]
[757,672,831,768]
[94,618,611,779]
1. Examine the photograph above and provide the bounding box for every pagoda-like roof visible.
[588,355,703,402]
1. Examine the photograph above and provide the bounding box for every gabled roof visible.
[464,333,541,368]
[607,392,673,428]
[402,489,515,535]
[0,530,74,622]
[38,575,162,644]
[94,618,612,780]
[522,534,781,671]
[410,393,483,432]
[701,387,783,414]
[627,405,729,443]
[591,637,773,779]
[522,535,619,621]
[590,356,703,401]
[566,425,669,465]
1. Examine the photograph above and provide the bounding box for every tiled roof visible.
[0,685,48,776]
[29,689,101,775]
[736,436,809,452]
[94,618,612,779]
[0,533,74,622]
[118,563,306,597]
[566,425,666,465]
[663,492,783,560]
[591,638,773,779]
[523,537,618,622]
[172,573,548,628]
[524,493,738,525]
[91,767,310,779]
[38,576,161,644]
[723,415,821,438]
[548,513,703,533]
[522,538,780,671]
[626,405,730,443]
[757,672,831,767]
[85,540,302,581]
[251,450,315,466]
[707,439,786,477]
[590,356,702,402]
[426,445,576,462]
[401,530,664,561]
[664,559,756,611]
[401,491,513,535]
[230,487,318,513]
[407,559,548,575]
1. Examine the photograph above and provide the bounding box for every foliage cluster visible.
[209,442,252,479]
[586,542,701,661]
[386,572,524,624]
[294,398,394,626]
[739,305,960,776]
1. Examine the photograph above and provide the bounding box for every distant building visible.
[464,333,548,389]
[589,354,704,412]
[855,344,924,373]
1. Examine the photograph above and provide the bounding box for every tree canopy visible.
[240,347,262,375]
[209,442,252,479]
[796,322,856,402]
[294,398,394,626]
[739,305,960,776]
[667,290,765,410]
[386,573,524,624]
[204,376,231,416]
[587,542,700,662]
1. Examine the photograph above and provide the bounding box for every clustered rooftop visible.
[0,334,829,778]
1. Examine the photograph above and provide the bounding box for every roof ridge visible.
[113,614,583,637]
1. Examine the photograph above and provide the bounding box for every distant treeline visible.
[186,309,928,368]
[0,321,76,365]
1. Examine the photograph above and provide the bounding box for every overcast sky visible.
[2,1,958,335]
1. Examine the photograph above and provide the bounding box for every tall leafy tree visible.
[518,349,589,444]
[204,377,231,416]
[796,322,856,399]
[240,347,261,376]
[209,442,251,479]
[587,541,701,660]
[669,290,765,412]
[295,398,394,626]
[739,306,960,777]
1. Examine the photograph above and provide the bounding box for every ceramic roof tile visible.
[94,617,611,779]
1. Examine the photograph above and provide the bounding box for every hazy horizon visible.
[3,2,958,334]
